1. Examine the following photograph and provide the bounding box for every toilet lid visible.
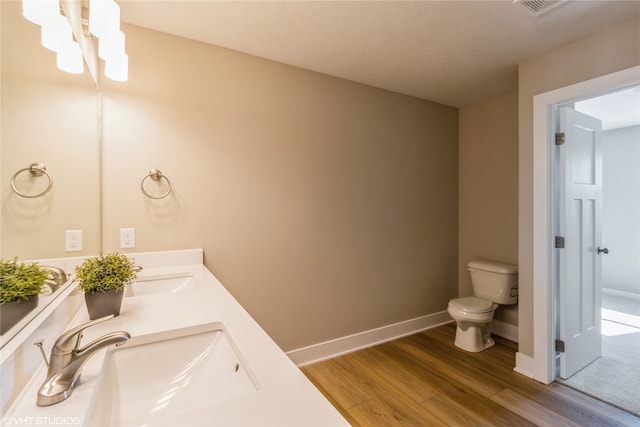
[449,296,494,313]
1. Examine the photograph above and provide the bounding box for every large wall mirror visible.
[1,2,100,346]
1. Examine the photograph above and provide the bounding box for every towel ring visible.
[10,163,53,198]
[140,169,172,199]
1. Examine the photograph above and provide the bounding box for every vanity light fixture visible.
[22,0,128,82]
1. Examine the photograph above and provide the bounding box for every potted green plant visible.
[75,252,138,320]
[0,258,48,334]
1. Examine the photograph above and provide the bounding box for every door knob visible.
[597,247,609,254]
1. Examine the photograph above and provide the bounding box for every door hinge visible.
[555,132,566,145]
[555,236,565,248]
[556,339,565,353]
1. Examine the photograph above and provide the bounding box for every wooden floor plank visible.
[491,388,584,427]
[339,352,451,426]
[390,336,506,397]
[347,395,449,427]
[348,346,440,403]
[302,357,372,410]
[301,324,640,427]
[302,370,361,425]
[422,393,535,427]
[544,383,640,427]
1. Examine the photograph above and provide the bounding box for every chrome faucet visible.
[35,315,130,406]
[41,266,69,292]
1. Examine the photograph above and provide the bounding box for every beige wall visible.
[517,17,640,356]
[458,91,519,325]
[99,25,459,351]
[1,2,100,259]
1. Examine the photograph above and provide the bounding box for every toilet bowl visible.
[448,296,497,352]
[448,260,518,352]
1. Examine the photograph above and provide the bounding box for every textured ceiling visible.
[119,1,640,108]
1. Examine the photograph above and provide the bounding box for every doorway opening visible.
[552,86,640,416]
[526,65,640,417]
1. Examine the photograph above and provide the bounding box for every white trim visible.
[529,65,640,385]
[514,352,536,379]
[492,319,519,343]
[287,311,453,367]
[602,287,640,301]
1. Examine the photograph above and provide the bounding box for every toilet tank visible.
[467,259,518,305]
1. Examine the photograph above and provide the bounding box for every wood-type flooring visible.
[302,323,640,426]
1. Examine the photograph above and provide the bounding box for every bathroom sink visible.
[84,323,259,426]
[125,273,196,297]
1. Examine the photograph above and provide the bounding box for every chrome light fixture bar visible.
[22,0,128,82]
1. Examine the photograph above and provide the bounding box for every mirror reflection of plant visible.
[75,253,137,294]
[0,258,48,304]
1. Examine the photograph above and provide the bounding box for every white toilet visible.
[447,259,518,352]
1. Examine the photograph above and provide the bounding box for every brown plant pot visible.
[84,289,125,320]
[1,296,39,335]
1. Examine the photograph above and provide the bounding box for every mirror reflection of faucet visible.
[33,314,130,406]
[40,266,69,293]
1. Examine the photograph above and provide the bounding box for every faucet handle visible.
[53,314,116,353]
[33,340,49,367]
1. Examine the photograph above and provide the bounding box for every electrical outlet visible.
[65,230,82,252]
[120,228,135,248]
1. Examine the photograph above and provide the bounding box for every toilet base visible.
[454,323,495,353]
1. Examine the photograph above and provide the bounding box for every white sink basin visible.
[125,273,196,297]
[84,323,259,426]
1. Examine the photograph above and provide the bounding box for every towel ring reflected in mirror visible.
[10,162,53,198]
[140,169,172,199]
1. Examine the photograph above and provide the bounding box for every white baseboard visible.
[492,320,518,343]
[602,287,640,300]
[287,311,453,367]
[514,352,535,379]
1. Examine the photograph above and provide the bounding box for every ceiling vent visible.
[517,0,568,16]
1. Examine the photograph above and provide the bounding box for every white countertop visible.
[4,252,348,426]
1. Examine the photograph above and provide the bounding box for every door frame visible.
[530,65,640,384]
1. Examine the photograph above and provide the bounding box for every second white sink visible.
[84,323,259,426]
[125,273,196,297]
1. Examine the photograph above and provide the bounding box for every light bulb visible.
[23,0,59,26]
[57,40,84,74]
[89,0,120,38]
[105,53,128,82]
[98,30,125,61]
[41,13,72,52]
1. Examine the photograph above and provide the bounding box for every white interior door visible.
[557,107,604,379]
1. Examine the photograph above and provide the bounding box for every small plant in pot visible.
[0,258,48,334]
[75,252,137,320]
